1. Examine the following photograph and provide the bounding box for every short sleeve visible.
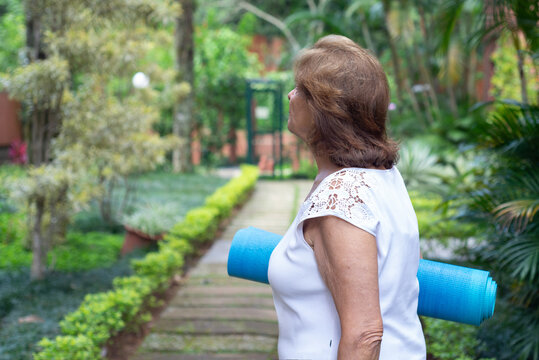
[299,169,379,236]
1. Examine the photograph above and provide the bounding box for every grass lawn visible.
[0,168,229,359]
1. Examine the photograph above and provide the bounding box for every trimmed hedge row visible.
[33,165,259,360]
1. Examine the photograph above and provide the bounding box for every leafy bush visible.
[0,251,145,360]
[410,191,479,244]
[122,203,180,236]
[0,211,27,245]
[462,102,539,359]
[34,335,101,360]
[423,317,494,360]
[168,206,220,243]
[59,288,146,346]
[33,165,259,358]
[49,232,123,272]
[0,165,26,213]
[0,231,123,271]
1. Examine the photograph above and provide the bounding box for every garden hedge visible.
[33,165,259,359]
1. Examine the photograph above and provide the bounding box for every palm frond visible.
[498,233,539,282]
[477,103,539,163]
[494,199,539,231]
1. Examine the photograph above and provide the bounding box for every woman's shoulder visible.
[300,168,381,231]
[315,167,387,196]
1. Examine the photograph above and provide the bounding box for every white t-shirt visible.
[268,167,426,360]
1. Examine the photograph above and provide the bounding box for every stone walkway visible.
[133,180,312,360]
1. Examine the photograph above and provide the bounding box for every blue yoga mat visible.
[227,227,497,326]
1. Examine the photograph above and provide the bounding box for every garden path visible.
[132,179,312,360]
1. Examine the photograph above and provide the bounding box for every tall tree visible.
[173,0,194,172]
[7,0,181,280]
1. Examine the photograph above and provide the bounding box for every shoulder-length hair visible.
[294,35,398,169]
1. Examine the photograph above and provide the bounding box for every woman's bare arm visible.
[304,215,383,360]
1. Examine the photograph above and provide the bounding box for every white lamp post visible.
[132,72,150,89]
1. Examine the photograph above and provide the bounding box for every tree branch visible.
[238,1,301,53]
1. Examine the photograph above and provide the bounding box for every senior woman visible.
[267,35,426,360]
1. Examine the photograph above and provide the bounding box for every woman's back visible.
[268,167,426,359]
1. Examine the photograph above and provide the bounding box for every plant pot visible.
[121,225,164,256]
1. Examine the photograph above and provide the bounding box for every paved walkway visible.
[133,180,312,360]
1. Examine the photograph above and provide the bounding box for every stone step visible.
[151,319,278,337]
[170,295,275,308]
[176,286,273,297]
[185,276,269,287]
[137,333,276,353]
[132,352,274,360]
[162,307,277,322]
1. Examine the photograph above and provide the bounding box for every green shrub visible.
[33,335,101,360]
[0,230,123,271]
[49,232,123,271]
[59,287,146,346]
[122,203,180,236]
[423,317,495,360]
[131,246,184,286]
[410,191,479,243]
[0,211,27,245]
[33,165,259,358]
[0,241,32,269]
[0,165,27,213]
[168,206,220,243]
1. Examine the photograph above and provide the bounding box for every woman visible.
[267,35,426,360]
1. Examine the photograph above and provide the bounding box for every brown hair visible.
[294,35,398,169]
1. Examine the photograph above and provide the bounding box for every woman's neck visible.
[313,154,342,182]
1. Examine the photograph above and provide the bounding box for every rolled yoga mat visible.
[227,227,497,326]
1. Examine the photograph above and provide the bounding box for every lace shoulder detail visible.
[300,169,379,235]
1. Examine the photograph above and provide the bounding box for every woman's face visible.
[287,87,313,142]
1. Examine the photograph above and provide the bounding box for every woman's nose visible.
[287,88,295,100]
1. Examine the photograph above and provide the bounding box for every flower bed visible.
[33,165,259,359]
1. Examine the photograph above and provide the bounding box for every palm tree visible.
[467,101,539,359]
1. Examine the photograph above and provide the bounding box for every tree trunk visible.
[511,32,528,105]
[228,126,237,164]
[381,0,404,105]
[173,0,194,173]
[359,13,376,54]
[480,0,499,102]
[30,197,46,280]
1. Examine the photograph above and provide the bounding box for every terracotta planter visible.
[121,225,164,256]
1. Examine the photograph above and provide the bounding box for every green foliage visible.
[33,165,259,358]
[0,165,26,213]
[49,232,123,272]
[398,141,442,191]
[464,102,539,360]
[423,317,494,360]
[205,165,259,218]
[59,288,145,345]
[4,0,184,280]
[0,0,24,73]
[410,191,479,245]
[0,211,26,245]
[6,56,69,108]
[0,230,123,271]
[33,335,100,360]
[168,207,220,243]
[131,246,184,286]
[491,34,537,104]
[195,19,261,164]
[123,203,179,236]
[0,251,145,359]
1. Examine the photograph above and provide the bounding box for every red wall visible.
[0,92,22,146]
